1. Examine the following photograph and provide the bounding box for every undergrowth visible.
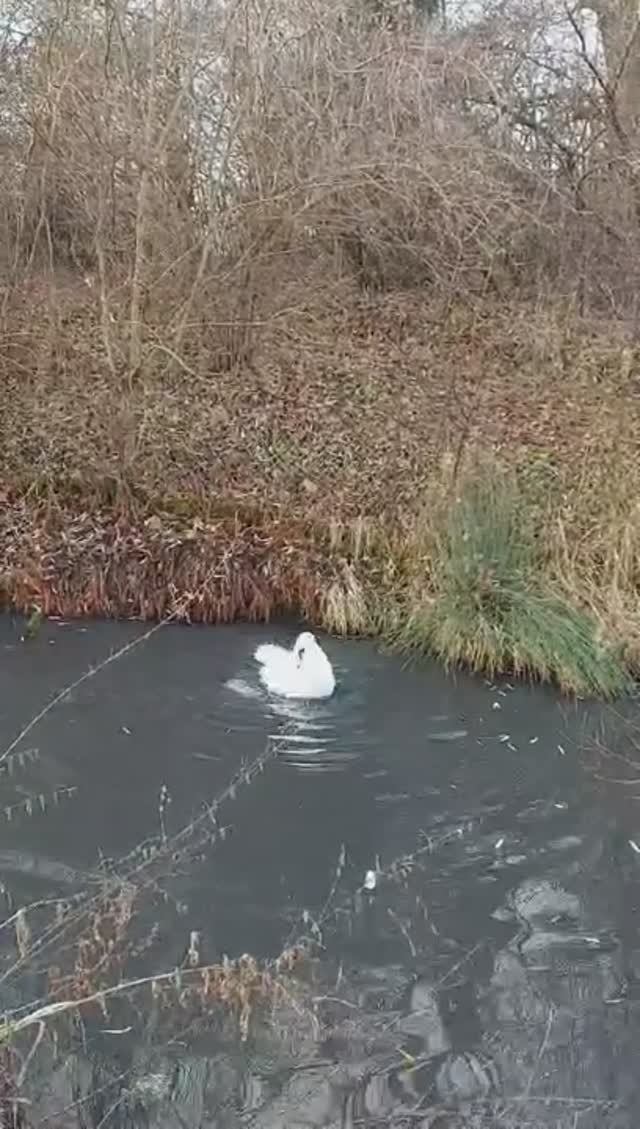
[393,471,632,698]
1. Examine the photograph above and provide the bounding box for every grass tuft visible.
[394,471,632,699]
[320,562,373,636]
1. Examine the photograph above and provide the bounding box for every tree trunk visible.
[590,0,640,139]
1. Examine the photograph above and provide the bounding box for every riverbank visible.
[2,289,639,697]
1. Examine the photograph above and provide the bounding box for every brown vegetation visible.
[2,0,640,685]
[0,725,319,1119]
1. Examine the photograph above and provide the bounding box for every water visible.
[1,616,639,1127]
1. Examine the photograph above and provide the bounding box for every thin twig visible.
[435,939,485,987]
[524,1004,555,1097]
[387,908,417,958]
[16,1020,45,1086]
[0,620,171,767]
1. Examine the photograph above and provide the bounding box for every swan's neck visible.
[300,648,328,671]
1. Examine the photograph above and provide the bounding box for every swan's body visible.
[254,631,335,699]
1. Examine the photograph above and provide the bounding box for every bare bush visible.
[0,0,635,374]
[1,0,640,505]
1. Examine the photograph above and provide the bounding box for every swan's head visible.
[294,631,317,666]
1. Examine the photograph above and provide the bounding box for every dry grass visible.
[0,1049,23,1129]
[2,0,640,691]
[393,468,631,696]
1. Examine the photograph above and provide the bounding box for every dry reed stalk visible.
[3,947,314,1046]
[0,726,312,1048]
[0,711,296,1000]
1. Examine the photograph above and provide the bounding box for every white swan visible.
[254,631,336,699]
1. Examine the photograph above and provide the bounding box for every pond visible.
[0,616,639,1129]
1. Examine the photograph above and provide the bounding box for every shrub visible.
[395,470,631,698]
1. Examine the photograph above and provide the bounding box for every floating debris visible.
[498,734,511,743]
[363,869,378,891]
[491,701,502,711]
[529,736,539,745]
[187,930,201,966]
[495,838,505,850]
[629,839,640,855]
[398,1048,417,1066]
[557,744,566,756]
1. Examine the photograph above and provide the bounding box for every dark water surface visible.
[1,616,640,1128]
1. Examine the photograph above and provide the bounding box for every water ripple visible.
[226,663,371,772]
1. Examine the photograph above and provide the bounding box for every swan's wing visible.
[308,644,335,677]
[254,642,290,666]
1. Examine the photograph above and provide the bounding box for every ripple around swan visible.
[225,664,371,772]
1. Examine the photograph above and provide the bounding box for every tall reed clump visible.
[395,470,632,698]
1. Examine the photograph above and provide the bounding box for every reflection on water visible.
[227,659,366,770]
[0,617,639,1127]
